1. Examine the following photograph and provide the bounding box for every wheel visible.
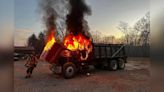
[117,59,125,70]
[62,62,76,79]
[107,60,118,71]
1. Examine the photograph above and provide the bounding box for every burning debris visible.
[63,33,91,51]
[63,33,92,61]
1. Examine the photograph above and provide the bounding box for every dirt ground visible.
[14,58,150,92]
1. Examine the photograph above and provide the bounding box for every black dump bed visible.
[93,44,127,59]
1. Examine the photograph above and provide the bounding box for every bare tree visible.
[118,12,150,46]
[103,36,115,44]
[91,30,102,43]
[117,21,131,45]
[134,12,150,46]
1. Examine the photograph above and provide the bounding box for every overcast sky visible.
[4,0,150,46]
[0,0,14,48]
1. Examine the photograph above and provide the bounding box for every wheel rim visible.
[65,66,74,77]
[111,61,117,70]
[119,60,125,68]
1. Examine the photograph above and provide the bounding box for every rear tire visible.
[62,62,76,79]
[107,60,118,71]
[117,59,125,70]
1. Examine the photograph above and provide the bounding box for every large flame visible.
[43,31,56,51]
[63,33,91,51]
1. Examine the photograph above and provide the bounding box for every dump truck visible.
[41,43,127,79]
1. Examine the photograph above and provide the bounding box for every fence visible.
[125,45,150,57]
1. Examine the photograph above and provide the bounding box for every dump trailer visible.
[42,43,127,79]
[93,44,127,70]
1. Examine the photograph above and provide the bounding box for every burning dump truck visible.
[40,31,127,79]
[39,0,127,78]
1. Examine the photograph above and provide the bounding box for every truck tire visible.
[107,60,118,71]
[117,59,125,70]
[62,62,76,79]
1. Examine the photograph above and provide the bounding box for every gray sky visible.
[13,0,150,46]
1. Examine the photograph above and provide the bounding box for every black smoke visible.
[39,0,92,40]
[39,0,69,41]
[39,0,57,35]
[66,0,91,37]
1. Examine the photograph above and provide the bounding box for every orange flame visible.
[43,31,56,51]
[63,33,91,51]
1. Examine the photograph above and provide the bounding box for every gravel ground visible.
[14,58,150,92]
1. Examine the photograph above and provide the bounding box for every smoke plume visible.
[39,0,69,41]
[39,0,57,34]
[39,0,92,40]
[66,0,91,37]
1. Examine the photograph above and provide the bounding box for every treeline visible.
[27,32,45,54]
